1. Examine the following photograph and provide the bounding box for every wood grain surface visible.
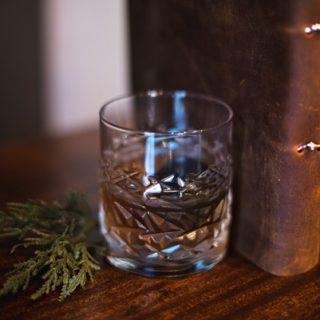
[0,131,319,319]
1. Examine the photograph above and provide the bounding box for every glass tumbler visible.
[99,90,233,277]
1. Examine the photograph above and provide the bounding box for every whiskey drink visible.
[99,90,233,276]
[100,156,231,276]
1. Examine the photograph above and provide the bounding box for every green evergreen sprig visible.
[0,192,105,301]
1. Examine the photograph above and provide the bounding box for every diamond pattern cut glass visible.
[99,91,233,277]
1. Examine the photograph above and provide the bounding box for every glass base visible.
[107,253,226,278]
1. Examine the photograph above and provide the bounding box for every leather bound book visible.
[129,0,320,275]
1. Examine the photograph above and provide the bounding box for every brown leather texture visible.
[129,0,320,275]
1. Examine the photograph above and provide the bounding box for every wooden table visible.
[0,131,319,320]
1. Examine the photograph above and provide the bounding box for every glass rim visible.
[99,90,233,135]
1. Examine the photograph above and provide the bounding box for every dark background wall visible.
[0,0,43,143]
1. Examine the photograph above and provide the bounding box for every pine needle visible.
[0,192,106,301]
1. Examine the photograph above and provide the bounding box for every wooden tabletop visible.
[0,130,319,320]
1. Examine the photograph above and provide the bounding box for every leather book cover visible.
[129,0,320,275]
